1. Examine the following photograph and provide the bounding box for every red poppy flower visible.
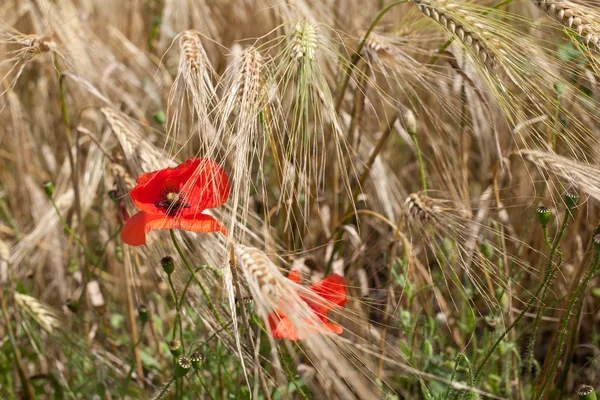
[121,158,230,246]
[267,271,347,341]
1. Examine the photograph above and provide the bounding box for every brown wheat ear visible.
[234,245,280,299]
[535,0,600,50]
[413,0,496,68]
[405,192,442,223]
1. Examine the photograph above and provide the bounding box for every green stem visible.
[542,226,553,250]
[195,371,216,400]
[410,132,427,195]
[325,112,400,273]
[167,273,184,351]
[154,376,175,400]
[48,196,95,264]
[534,249,600,399]
[474,209,571,381]
[334,1,408,111]
[169,230,228,331]
[1,290,36,399]
[526,214,569,373]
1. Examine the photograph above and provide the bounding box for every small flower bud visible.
[576,384,597,400]
[66,298,79,313]
[484,315,497,331]
[43,182,55,197]
[462,391,480,400]
[480,240,494,259]
[190,351,203,370]
[536,206,551,226]
[564,192,579,210]
[138,305,149,325]
[403,109,417,136]
[174,356,192,377]
[593,234,600,252]
[108,190,119,202]
[168,339,182,357]
[161,256,175,274]
[153,111,166,125]
[420,339,433,358]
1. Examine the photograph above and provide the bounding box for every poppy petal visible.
[271,316,300,341]
[129,158,230,216]
[303,274,347,315]
[121,211,225,246]
[130,160,199,214]
[286,270,301,283]
[181,158,230,216]
[324,322,344,335]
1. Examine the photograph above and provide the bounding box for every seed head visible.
[161,256,175,274]
[174,356,192,377]
[168,339,182,356]
[290,22,318,61]
[564,192,579,210]
[536,206,552,226]
[190,351,203,370]
[575,384,596,400]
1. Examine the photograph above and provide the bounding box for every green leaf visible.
[139,349,162,371]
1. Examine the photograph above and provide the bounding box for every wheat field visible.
[1,0,600,399]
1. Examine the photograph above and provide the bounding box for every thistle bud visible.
[43,182,55,197]
[576,384,597,400]
[168,339,182,357]
[564,192,579,210]
[536,206,551,226]
[190,351,203,370]
[138,304,149,325]
[161,256,175,274]
[174,356,191,377]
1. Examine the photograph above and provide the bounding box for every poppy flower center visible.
[155,187,191,216]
